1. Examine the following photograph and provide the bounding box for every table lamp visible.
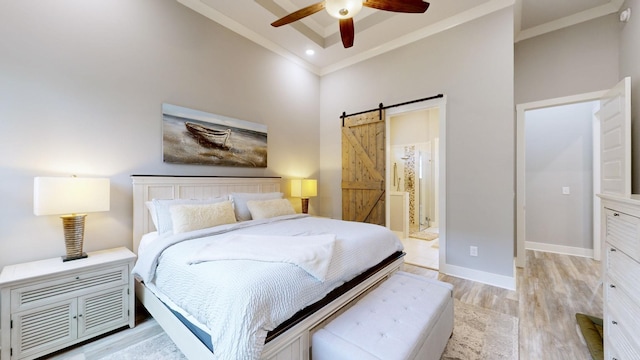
[291,179,317,214]
[34,176,110,261]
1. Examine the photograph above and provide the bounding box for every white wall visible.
[515,15,619,105]
[525,102,596,250]
[320,8,515,281]
[0,0,320,268]
[619,0,640,193]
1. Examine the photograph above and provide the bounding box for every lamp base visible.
[301,198,309,214]
[62,252,88,262]
[61,214,87,261]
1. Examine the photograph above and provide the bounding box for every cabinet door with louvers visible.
[11,299,78,359]
[8,265,129,359]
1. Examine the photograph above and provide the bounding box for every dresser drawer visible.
[605,311,640,360]
[11,265,128,312]
[606,246,640,305]
[605,209,640,261]
[606,282,640,352]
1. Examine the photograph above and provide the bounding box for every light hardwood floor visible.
[46,250,602,359]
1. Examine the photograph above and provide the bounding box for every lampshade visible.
[34,177,110,216]
[325,0,363,19]
[34,176,110,262]
[291,179,317,198]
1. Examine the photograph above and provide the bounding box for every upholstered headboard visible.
[131,175,282,254]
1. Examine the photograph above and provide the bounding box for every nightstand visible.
[0,247,136,360]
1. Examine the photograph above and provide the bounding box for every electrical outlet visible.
[470,246,478,257]
[562,186,570,195]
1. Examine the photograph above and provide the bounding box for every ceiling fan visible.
[271,0,430,48]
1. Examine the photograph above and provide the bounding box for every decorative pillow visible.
[170,201,236,234]
[153,196,228,236]
[246,199,296,220]
[230,192,283,221]
[145,201,159,230]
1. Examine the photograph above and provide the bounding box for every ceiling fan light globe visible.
[325,0,363,19]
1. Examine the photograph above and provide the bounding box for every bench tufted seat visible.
[312,271,454,360]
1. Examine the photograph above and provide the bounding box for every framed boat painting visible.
[162,103,268,167]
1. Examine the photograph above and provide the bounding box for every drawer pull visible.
[76,276,80,280]
[612,320,618,325]
[610,248,617,252]
[613,213,620,216]
[610,284,616,288]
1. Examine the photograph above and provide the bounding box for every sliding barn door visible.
[342,110,386,225]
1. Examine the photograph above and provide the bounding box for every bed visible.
[131,175,405,360]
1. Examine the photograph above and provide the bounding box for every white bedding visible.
[133,214,403,360]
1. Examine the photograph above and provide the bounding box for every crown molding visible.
[177,0,322,75]
[515,0,624,42]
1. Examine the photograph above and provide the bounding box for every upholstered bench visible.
[312,271,454,360]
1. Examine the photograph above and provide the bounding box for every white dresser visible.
[600,194,640,359]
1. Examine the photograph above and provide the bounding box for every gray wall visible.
[525,102,596,249]
[0,0,320,269]
[320,8,515,277]
[619,0,640,193]
[515,15,620,105]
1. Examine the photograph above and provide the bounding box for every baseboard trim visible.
[525,241,594,258]
[440,263,516,291]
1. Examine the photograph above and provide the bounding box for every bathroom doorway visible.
[386,98,446,271]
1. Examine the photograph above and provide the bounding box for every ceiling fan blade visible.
[363,0,430,13]
[271,2,326,27]
[339,18,355,48]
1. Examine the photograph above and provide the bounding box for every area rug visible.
[575,313,604,360]
[100,300,518,360]
[442,300,519,360]
[99,333,187,360]
[410,229,439,241]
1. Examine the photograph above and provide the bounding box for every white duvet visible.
[132,214,403,360]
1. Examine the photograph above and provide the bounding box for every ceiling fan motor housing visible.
[326,0,363,19]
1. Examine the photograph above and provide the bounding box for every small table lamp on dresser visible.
[34,176,110,261]
[291,179,317,214]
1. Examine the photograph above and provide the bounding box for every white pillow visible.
[153,197,228,236]
[170,201,237,234]
[246,199,296,220]
[230,192,283,221]
[145,201,158,230]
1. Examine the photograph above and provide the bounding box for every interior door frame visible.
[385,96,447,271]
[516,90,606,268]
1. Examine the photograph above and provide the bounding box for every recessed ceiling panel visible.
[186,0,618,73]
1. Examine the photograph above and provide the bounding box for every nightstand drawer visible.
[11,265,128,312]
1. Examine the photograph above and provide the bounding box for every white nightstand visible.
[0,247,136,360]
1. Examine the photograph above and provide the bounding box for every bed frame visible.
[131,175,404,360]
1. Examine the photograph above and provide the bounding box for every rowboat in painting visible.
[185,122,231,149]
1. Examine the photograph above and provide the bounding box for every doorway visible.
[516,91,606,268]
[386,97,446,271]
